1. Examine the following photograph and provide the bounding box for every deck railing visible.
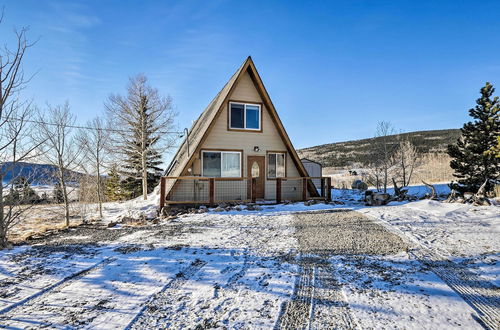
[159,176,332,209]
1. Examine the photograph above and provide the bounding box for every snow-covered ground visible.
[0,186,498,329]
[358,199,500,287]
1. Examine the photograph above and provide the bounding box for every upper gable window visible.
[229,102,261,131]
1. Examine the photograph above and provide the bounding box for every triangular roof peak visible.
[166,57,311,190]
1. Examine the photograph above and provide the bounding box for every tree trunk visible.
[401,157,407,187]
[383,168,388,193]
[392,178,401,197]
[142,151,147,200]
[0,175,6,248]
[58,166,70,227]
[96,164,103,218]
[141,103,148,200]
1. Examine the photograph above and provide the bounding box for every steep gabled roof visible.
[165,59,246,178]
[165,56,314,195]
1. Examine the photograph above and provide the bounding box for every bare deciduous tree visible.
[366,162,383,191]
[370,121,397,192]
[392,139,422,187]
[77,117,110,218]
[106,74,177,200]
[35,103,81,227]
[0,11,36,119]
[0,11,39,248]
[0,102,39,247]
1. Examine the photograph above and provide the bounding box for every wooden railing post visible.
[209,178,215,206]
[320,177,325,198]
[302,178,307,201]
[160,177,166,209]
[327,177,332,202]
[276,178,282,204]
[251,178,257,203]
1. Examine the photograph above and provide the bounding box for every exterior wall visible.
[301,159,322,190]
[186,71,303,200]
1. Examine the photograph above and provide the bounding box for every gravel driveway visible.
[276,210,410,329]
[293,210,409,255]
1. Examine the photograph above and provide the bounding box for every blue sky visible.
[1,0,499,153]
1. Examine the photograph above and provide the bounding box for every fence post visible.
[327,177,332,202]
[209,178,215,206]
[276,178,282,204]
[302,178,307,201]
[320,177,325,198]
[160,177,166,210]
[251,178,257,203]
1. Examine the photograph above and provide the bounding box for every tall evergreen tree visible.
[14,177,39,204]
[104,164,125,201]
[119,120,164,197]
[53,181,64,203]
[448,82,500,192]
[486,136,500,158]
[106,75,177,200]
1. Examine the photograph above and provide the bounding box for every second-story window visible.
[229,102,261,131]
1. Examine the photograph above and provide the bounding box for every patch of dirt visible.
[21,222,196,246]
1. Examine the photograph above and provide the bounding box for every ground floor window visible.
[202,151,241,177]
[268,152,286,178]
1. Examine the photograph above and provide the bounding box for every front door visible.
[247,156,265,199]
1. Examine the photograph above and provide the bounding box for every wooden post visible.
[327,177,332,202]
[251,178,257,203]
[209,178,215,206]
[276,178,282,204]
[302,178,307,201]
[159,177,166,209]
[320,178,325,198]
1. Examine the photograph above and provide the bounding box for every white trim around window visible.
[201,150,242,177]
[229,102,262,131]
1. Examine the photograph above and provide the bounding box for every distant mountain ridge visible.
[0,162,84,185]
[297,129,461,168]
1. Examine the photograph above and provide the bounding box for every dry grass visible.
[414,153,454,184]
[7,204,83,244]
[325,153,455,189]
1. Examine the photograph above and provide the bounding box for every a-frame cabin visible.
[162,57,327,206]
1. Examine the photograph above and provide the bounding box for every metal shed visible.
[301,158,322,190]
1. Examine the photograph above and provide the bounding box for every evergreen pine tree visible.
[486,136,500,158]
[14,176,39,204]
[447,82,500,192]
[120,137,163,198]
[104,164,125,201]
[53,181,64,203]
[3,188,20,205]
[106,75,176,200]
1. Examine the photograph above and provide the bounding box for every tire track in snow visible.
[0,257,115,316]
[365,210,500,330]
[128,222,258,329]
[412,249,500,330]
[275,255,358,330]
[310,264,359,329]
[125,258,207,329]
